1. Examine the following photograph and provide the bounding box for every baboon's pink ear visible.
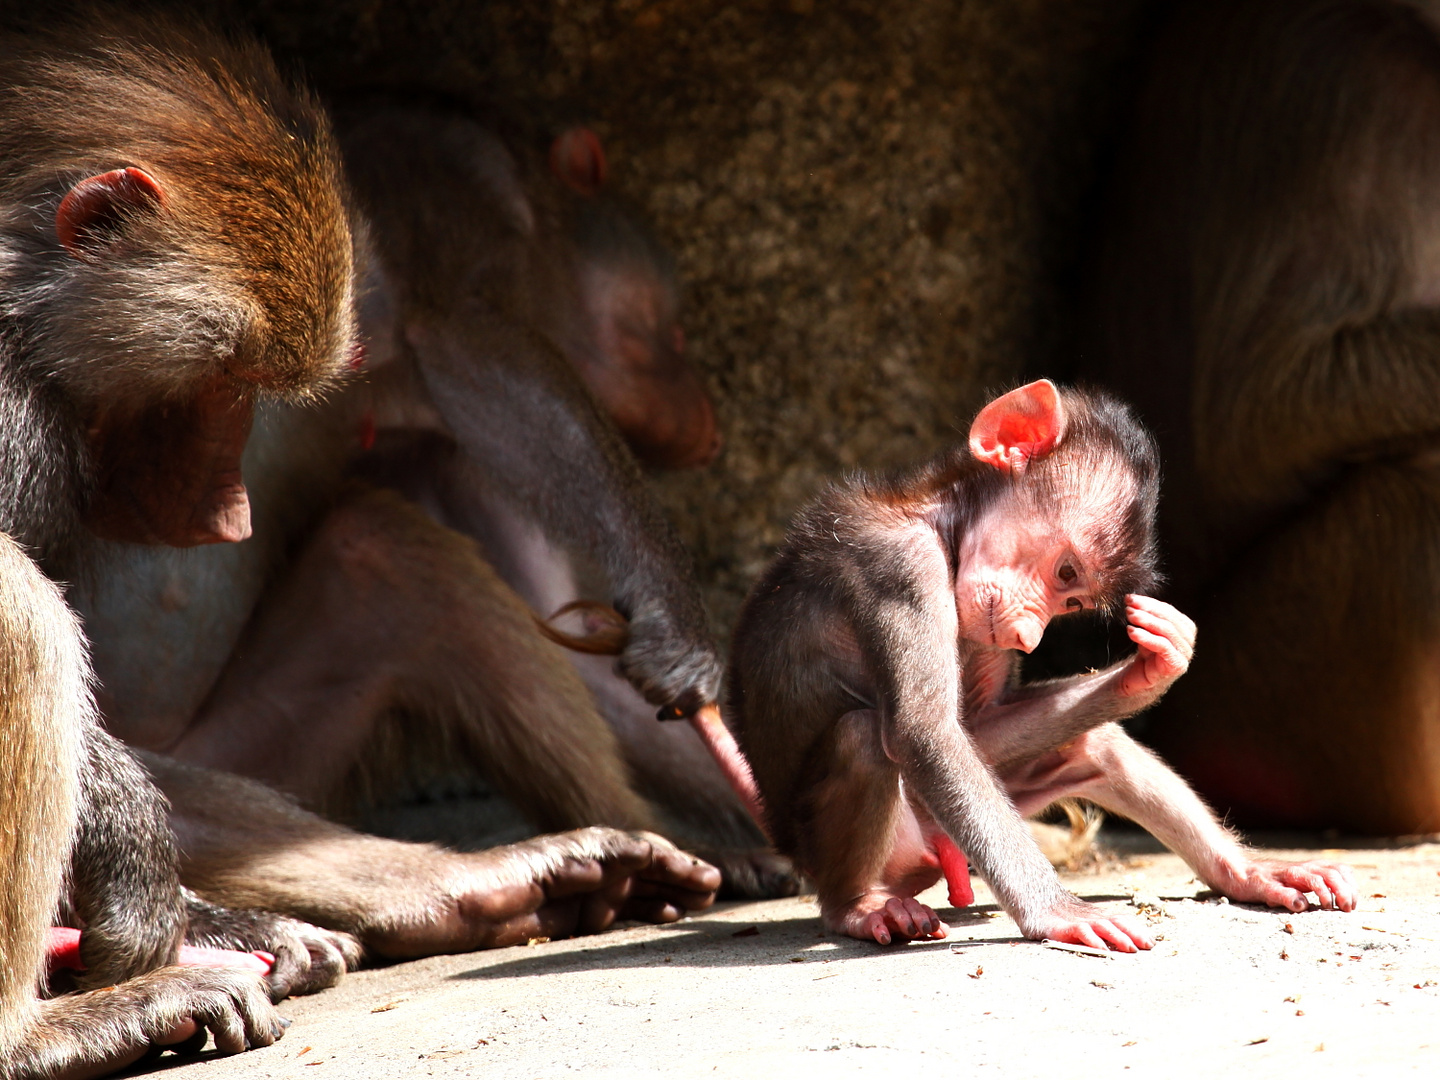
[549,128,607,196]
[968,379,1065,472]
[55,167,167,257]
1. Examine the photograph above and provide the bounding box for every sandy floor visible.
[135,833,1440,1080]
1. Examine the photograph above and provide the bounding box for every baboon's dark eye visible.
[1058,562,1077,585]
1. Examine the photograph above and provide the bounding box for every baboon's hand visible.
[1021,894,1155,954]
[362,827,720,959]
[1117,594,1196,701]
[1218,859,1359,913]
[259,919,361,1000]
[28,966,284,1080]
[619,601,724,716]
[183,894,361,1000]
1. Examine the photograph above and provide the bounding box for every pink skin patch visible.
[46,926,273,976]
[930,832,974,908]
[55,167,167,255]
[687,704,770,840]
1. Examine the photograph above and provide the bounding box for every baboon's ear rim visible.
[549,128,607,197]
[56,167,167,257]
[968,379,1065,472]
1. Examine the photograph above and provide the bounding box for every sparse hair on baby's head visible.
[1031,387,1162,610]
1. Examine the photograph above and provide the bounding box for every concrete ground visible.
[140,832,1440,1080]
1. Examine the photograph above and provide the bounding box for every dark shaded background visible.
[11,0,1169,636]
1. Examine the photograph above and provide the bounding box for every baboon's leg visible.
[170,486,654,833]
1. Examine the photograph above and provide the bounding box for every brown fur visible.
[0,17,354,402]
[1088,0,1440,832]
[0,536,86,1059]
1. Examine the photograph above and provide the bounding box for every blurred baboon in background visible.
[81,103,788,895]
[1090,0,1440,832]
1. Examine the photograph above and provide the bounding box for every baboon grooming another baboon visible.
[2,19,721,1079]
